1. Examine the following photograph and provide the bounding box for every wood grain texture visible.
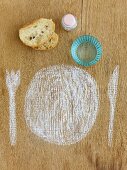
[0,0,127,169]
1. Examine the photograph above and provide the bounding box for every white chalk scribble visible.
[24,65,99,145]
[108,66,119,147]
[6,70,20,145]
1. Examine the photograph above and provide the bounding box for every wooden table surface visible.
[0,0,127,169]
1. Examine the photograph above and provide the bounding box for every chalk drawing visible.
[108,66,119,147]
[24,65,99,145]
[6,70,20,145]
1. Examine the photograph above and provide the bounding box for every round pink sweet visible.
[63,14,76,27]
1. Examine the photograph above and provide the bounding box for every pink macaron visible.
[61,14,77,31]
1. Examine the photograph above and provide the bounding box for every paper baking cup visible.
[71,35,102,67]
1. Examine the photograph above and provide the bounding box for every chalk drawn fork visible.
[6,70,20,145]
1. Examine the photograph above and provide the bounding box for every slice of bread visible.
[19,18,58,50]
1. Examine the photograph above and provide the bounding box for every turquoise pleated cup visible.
[71,35,102,67]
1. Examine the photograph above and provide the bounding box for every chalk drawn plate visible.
[24,65,99,145]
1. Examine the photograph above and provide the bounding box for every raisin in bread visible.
[19,18,58,50]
